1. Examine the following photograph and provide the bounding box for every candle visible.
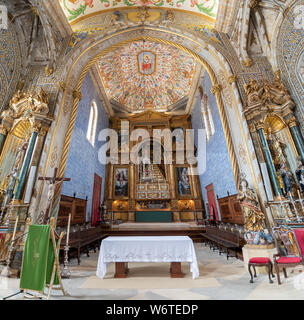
[12,216,19,242]
[66,213,71,244]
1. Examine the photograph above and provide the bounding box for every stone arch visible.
[29,26,270,224]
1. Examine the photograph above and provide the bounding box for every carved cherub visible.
[36,87,50,104]
[9,90,26,107]
[243,78,259,96]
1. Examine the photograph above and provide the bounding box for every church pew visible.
[60,226,108,264]
[201,226,242,260]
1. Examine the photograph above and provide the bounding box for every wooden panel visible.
[218,194,244,225]
[57,195,87,226]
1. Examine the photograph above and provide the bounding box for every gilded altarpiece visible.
[243,72,304,224]
[0,89,52,262]
[104,111,204,222]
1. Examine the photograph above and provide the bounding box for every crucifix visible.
[38,168,70,224]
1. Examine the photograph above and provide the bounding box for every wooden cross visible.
[38,168,71,224]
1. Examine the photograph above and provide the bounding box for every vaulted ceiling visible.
[58,0,218,24]
[96,40,197,112]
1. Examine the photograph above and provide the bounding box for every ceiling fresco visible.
[58,0,218,23]
[97,40,196,111]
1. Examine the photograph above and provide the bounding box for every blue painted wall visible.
[192,72,237,219]
[62,73,109,221]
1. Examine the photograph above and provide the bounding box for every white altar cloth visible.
[96,236,199,279]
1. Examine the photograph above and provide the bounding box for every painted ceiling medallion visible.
[58,0,218,23]
[97,40,196,111]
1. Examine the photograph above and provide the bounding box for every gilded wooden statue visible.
[238,175,272,245]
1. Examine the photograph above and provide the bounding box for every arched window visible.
[87,100,98,146]
[200,87,215,141]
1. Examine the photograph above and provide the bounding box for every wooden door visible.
[206,183,219,220]
[91,173,102,226]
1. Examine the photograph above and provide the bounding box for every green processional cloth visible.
[20,225,58,292]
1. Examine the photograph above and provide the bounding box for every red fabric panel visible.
[294,229,304,257]
[276,257,302,264]
[249,257,271,264]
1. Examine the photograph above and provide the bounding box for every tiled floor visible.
[1,244,304,300]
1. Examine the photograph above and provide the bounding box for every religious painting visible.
[175,166,192,197]
[137,51,156,75]
[113,167,129,198]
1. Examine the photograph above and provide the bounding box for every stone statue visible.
[279,163,293,197]
[295,157,304,193]
[238,176,272,245]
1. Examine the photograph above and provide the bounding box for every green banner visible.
[20,225,58,292]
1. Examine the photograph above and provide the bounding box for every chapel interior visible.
[1,0,304,301]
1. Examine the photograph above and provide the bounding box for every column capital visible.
[228,74,238,85]
[72,90,82,101]
[39,125,49,136]
[255,120,264,131]
[211,84,222,95]
[30,120,42,133]
[286,116,297,128]
[0,125,8,135]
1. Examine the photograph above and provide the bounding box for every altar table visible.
[96,236,199,279]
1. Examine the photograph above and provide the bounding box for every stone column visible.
[288,117,304,162]
[256,123,282,197]
[0,125,8,154]
[14,125,40,201]
[23,126,48,203]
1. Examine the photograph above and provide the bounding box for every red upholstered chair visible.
[248,257,275,284]
[272,227,304,285]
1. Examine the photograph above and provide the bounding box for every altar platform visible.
[101,222,205,242]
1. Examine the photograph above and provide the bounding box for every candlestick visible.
[297,189,304,220]
[1,216,19,277]
[61,213,71,279]
[66,213,71,244]
[289,191,301,222]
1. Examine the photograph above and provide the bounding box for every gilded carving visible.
[228,74,238,85]
[238,175,272,245]
[72,90,82,101]
[241,58,253,67]
[50,146,58,168]
[238,143,247,165]
[210,84,222,95]
[58,81,66,92]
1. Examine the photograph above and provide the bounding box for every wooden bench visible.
[201,226,241,260]
[60,226,108,264]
